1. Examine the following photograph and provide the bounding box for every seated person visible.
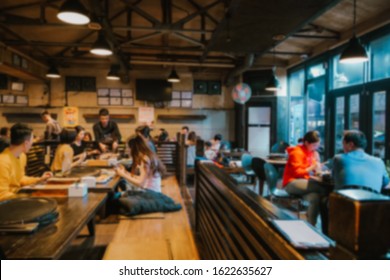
[0,126,10,153]
[186,131,197,166]
[51,129,85,174]
[71,126,100,159]
[332,130,389,193]
[271,140,290,154]
[156,128,169,142]
[93,108,122,152]
[204,141,217,160]
[210,133,222,152]
[0,123,52,200]
[136,125,156,153]
[282,130,328,226]
[114,135,166,193]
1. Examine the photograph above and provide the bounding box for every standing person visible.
[282,130,328,226]
[114,135,166,193]
[93,108,122,153]
[186,131,197,166]
[51,129,85,174]
[332,130,389,193]
[0,123,52,200]
[0,126,10,153]
[41,111,62,140]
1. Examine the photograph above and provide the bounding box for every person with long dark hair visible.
[115,135,166,193]
[51,128,85,174]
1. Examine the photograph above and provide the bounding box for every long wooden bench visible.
[195,161,328,260]
[103,175,199,260]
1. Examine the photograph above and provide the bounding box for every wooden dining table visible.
[0,193,107,259]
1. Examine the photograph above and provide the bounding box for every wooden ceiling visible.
[0,0,390,80]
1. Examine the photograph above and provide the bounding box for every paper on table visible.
[272,220,332,249]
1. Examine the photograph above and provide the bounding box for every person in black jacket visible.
[93,108,122,152]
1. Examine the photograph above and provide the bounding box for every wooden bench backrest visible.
[195,162,327,260]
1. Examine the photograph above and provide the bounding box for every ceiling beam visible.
[171,32,205,47]
[291,34,340,40]
[172,0,222,28]
[0,23,49,57]
[0,0,60,13]
[92,0,131,83]
[201,0,241,61]
[122,0,161,26]
[186,0,219,26]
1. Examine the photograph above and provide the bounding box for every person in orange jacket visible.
[282,130,328,226]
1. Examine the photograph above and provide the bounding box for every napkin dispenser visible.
[81,176,96,188]
[68,182,88,197]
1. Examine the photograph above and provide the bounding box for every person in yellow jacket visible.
[0,123,53,201]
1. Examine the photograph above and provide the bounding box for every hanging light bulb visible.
[57,0,90,25]
[90,31,112,56]
[339,0,368,64]
[106,65,120,80]
[167,68,180,83]
[46,65,61,79]
[265,46,280,92]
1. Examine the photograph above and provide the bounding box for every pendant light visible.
[167,68,180,83]
[339,0,368,64]
[46,65,61,79]
[265,46,280,92]
[90,31,112,56]
[106,65,120,80]
[57,0,90,25]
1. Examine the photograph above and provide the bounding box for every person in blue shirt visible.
[332,130,389,193]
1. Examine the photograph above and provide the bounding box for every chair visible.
[263,162,304,218]
[271,140,289,154]
[239,153,257,187]
[251,157,267,196]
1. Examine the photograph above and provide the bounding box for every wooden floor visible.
[61,175,199,260]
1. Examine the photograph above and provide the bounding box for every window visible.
[289,69,305,144]
[332,54,365,89]
[307,63,325,79]
[372,91,386,160]
[371,33,390,81]
[335,96,345,154]
[307,77,326,153]
[349,94,360,130]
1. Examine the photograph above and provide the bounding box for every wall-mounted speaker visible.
[194,80,222,95]
[194,80,208,94]
[208,81,221,95]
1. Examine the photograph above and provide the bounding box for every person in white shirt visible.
[204,141,217,160]
[210,133,222,152]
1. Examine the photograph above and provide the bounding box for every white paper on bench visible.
[271,220,332,249]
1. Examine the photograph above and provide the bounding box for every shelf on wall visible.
[83,114,135,122]
[2,113,58,123]
[0,62,45,82]
[157,114,207,121]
